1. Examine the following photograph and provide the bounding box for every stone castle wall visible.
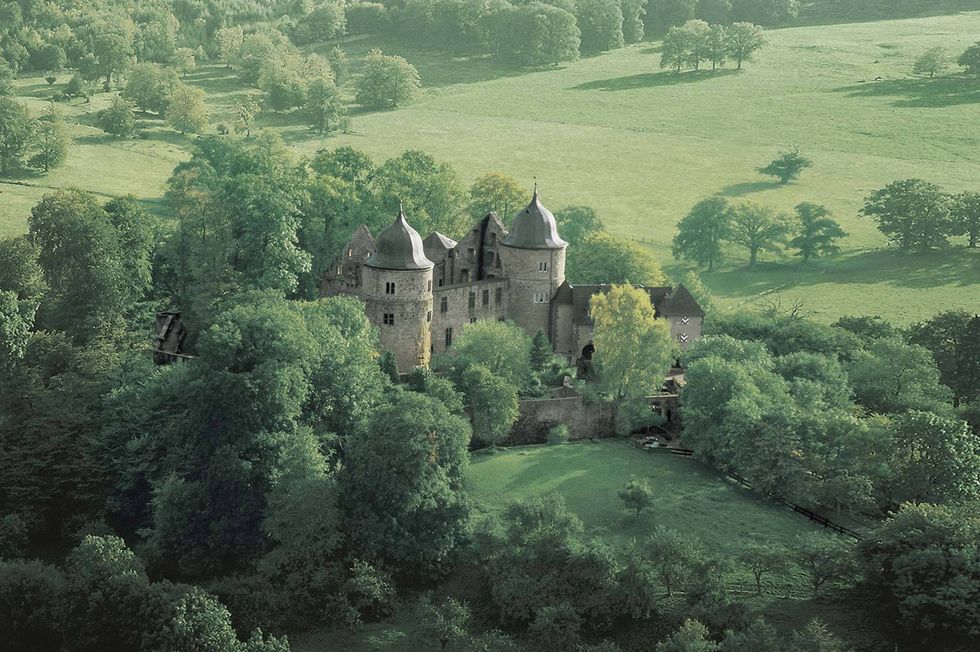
[362,266,433,373]
[431,278,509,355]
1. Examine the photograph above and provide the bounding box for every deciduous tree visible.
[355,49,421,109]
[673,196,732,270]
[788,202,846,262]
[860,179,953,252]
[727,202,791,266]
[590,284,676,399]
[757,147,810,183]
[29,104,71,173]
[618,478,654,516]
[0,96,35,173]
[454,319,532,388]
[98,95,136,137]
[464,364,519,447]
[555,205,604,244]
[913,47,949,78]
[165,82,208,134]
[724,22,765,69]
[467,172,529,221]
[950,191,980,248]
[958,40,980,75]
[568,231,667,285]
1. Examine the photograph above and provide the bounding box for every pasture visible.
[4,11,979,322]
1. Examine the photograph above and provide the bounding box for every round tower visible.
[363,207,434,374]
[497,188,567,340]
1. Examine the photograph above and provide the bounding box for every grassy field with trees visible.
[3,11,979,323]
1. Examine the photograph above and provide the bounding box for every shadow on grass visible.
[833,74,980,108]
[703,248,980,298]
[573,69,736,91]
[719,180,783,197]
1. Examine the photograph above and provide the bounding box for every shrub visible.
[547,424,570,444]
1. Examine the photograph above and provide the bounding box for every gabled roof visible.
[501,189,568,250]
[365,208,434,271]
[423,231,458,250]
[660,284,705,317]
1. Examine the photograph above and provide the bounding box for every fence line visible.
[643,445,864,540]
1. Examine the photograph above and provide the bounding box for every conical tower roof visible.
[365,207,434,270]
[501,188,568,250]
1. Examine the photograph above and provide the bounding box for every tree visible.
[648,0,697,33]
[794,534,857,597]
[618,478,653,516]
[28,189,137,338]
[306,77,344,135]
[293,1,347,44]
[29,105,71,173]
[0,60,15,96]
[98,96,136,137]
[172,48,196,77]
[379,350,400,383]
[622,0,648,43]
[846,337,951,414]
[913,47,949,78]
[661,24,695,71]
[355,49,421,109]
[530,330,553,373]
[0,559,66,651]
[908,311,980,407]
[555,205,604,244]
[372,150,467,236]
[721,618,782,652]
[78,16,136,89]
[950,191,980,248]
[33,44,66,73]
[724,22,765,69]
[591,285,676,399]
[681,271,714,314]
[529,604,583,652]
[467,172,529,221]
[568,231,667,285]
[216,26,245,64]
[757,147,810,184]
[657,619,720,652]
[235,95,262,137]
[673,196,732,270]
[738,542,788,594]
[464,364,519,447]
[0,97,35,174]
[123,63,179,114]
[419,595,470,649]
[860,179,953,252]
[576,0,625,54]
[0,291,32,362]
[788,202,846,262]
[328,46,350,83]
[727,202,791,266]
[342,391,471,580]
[454,319,532,388]
[791,619,850,652]
[165,83,208,134]
[706,25,728,69]
[958,41,980,75]
[859,502,980,640]
[697,0,732,23]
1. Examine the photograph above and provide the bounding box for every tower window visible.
[482,289,489,306]
[469,317,477,324]
[347,248,353,257]
[445,327,453,347]
[533,293,548,304]
[440,297,448,314]
[427,310,432,322]
[383,313,395,325]
[495,287,502,304]
[461,269,470,282]
[468,292,476,309]
[539,261,548,272]
[427,280,432,292]
[438,278,444,287]
[385,281,396,295]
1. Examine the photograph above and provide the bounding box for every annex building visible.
[322,191,705,373]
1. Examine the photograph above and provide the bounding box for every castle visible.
[322,190,705,373]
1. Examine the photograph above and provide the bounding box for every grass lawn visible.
[4,12,979,322]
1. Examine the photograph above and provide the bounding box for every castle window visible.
[498,317,505,322]
[482,289,489,306]
[427,280,432,292]
[445,327,453,347]
[489,233,496,244]
[461,269,470,282]
[427,310,432,322]
[440,297,448,314]
[385,281,396,295]
[469,317,477,324]
[383,313,395,325]
[468,292,476,309]
[486,251,494,264]
[495,287,502,304]
[468,247,475,257]
[347,248,353,257]
[438,278,444,287]
[539,261,548,272]
[533,293,548,304]
[336,266,342,275]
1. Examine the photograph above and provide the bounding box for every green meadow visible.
[4,11,979,322]
[290,440,877,651]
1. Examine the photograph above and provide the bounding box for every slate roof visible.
[659,284,705,317]
[501,189,568,250]
[553,282,702,324]
[365,208,434,270]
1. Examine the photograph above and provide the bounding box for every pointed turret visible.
[501,188,568,250]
